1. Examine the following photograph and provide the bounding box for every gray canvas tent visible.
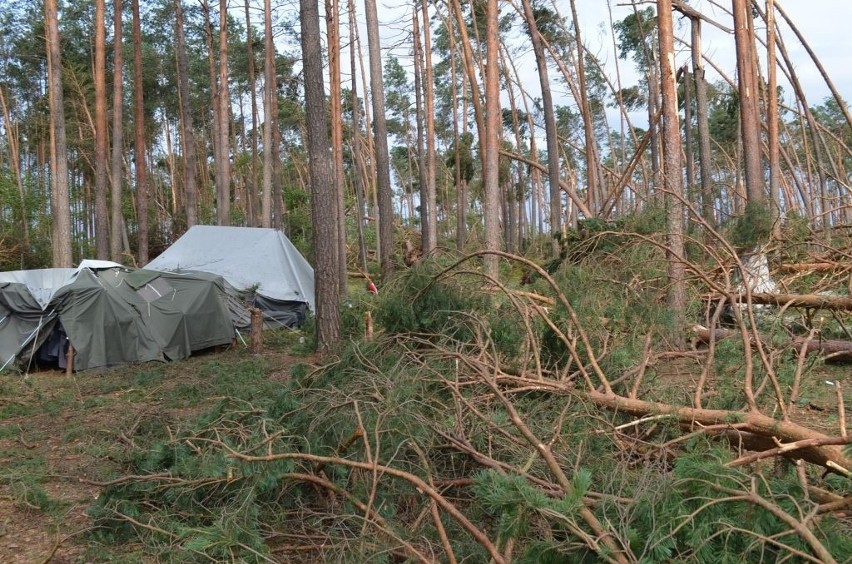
[0,261,238,372]
[145,226,315,328]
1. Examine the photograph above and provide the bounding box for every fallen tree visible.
[692,325,852,363]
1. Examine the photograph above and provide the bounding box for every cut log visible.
[726,292,852,312]
[692,325,852,363]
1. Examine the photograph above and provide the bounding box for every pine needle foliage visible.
[85,242,849,561]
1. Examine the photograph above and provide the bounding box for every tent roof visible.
[0,260,123,308]
[145,226,315,311]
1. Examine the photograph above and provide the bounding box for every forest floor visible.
[0,346,300,563]
[0,333,848,562]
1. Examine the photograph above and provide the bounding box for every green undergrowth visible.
[84,246,850,561]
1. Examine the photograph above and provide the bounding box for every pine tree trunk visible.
[132,0,148,264]
[364,0,395,279]
[261,0,274,228]
[94,0,109,259]
[733,0,764,205]
[216,0,231,225]
[657,0,686,337]
[243,0,258,227]
[110,0,125,260]
[46,0,72,267]
[483,0,500,278]
[301,0,341,351]
[570,0,600,215]
[326,0,347,296]
[521,0,561,255]
[690,17,715,227]
[175,0,198,230]
[349,0,368,273]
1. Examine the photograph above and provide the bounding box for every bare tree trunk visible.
[690,17,715,227]
[46,0,72,267]
[520,0,561,255]
[364,0,395,279]
[733,0,764,205]
[110,0,125,260]
[682,68,696,206]
[657,0,686,336]
[765,0,780,219]
[420,0,437,255]
[447,16,465,251]
[132,0,148,264]
[94,0,109,258]
[175,0,197,230]
[216,0,231,225]
[569,0,600,215]
[243,0,258,227]
[326,0,347,296]
[483,0,500,278]
[349,0,368,273]
[261,0,274,228]
[202,0,219,222]
[413,8,428,246]
[301,0,341,351]
[0,86,29,252]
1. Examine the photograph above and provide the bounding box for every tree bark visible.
[420,0,437,255]
[243,0,258,227]
[364,0,395,279]
[690,17,715,227]
[765,0,780,219]
[131,0,148,264]
[301,0,341,352]
[326,0,347,297]
[569,0,601,216]
[94,0,109,259]
[216,0,231,225]
[483,0,501,279]
[733,0,764,205]
[657,0,686,336]
[520,0,561,256]
[261,0,275,228]
[110,0,125,260]
[349,0,369,273]
[175,0,198,230]
[45,0,72,267]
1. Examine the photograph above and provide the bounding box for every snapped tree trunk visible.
[733,0,764,205]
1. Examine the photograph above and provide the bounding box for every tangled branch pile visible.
[89,228,851,562]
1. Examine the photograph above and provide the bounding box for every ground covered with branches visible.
[2,223,851,562]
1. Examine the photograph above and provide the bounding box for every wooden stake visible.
[65,341,74,375]
[365,311,373,340]
[250,308,263,353]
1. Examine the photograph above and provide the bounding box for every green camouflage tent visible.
[0,261,238,372]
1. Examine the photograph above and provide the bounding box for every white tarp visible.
[0,260,123,308]
[145,226,315,311]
